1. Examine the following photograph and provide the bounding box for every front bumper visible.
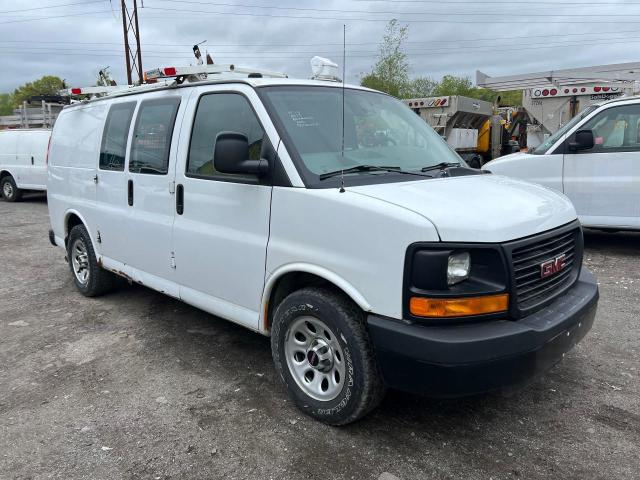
[367,268,599,397]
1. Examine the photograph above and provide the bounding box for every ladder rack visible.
[144,64,288,82]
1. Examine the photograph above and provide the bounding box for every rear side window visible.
[187,93,264,179]
[129,97,180,175]
[100,102,136,171]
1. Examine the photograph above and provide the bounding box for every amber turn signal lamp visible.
[409,294,509,318]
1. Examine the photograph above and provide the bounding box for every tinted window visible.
[578,103,640,153]
[100,102,135,171]
[129,98,180,175]
[187,93,264,179]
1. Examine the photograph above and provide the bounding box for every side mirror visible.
[213,131,269,176]
[568,129,594,152]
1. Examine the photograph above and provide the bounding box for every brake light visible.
[163,67,177,76]
[542,89,549,96]
[550,88,558,96]
[594,86,602,92]
[603,86,610,92]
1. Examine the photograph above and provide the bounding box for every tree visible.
[0,94,13,115]
[403,76,437,98]
[433,75,475,97]
[12,76,65,106]
[360,19,410,98]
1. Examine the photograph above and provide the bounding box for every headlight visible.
[447,251,470,285]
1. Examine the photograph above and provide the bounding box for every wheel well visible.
[65,213,84,245]
[266,272,352,332]
[0,170,11,181]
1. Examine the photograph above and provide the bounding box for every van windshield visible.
[260,86,461,185]
[532,105,598,155]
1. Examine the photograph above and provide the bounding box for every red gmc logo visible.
[540,254,567,279]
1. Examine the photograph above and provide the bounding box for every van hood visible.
[349,174,577,243]
[482,151,536,170]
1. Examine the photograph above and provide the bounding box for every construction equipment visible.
[477,62,638,149]
[403,95,509,166]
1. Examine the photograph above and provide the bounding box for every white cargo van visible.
[0,128,50,201]
[483,96,640,230]
[47,65,599,425]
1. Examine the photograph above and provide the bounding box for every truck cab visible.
[484,96,640,230]
[47,63,599,425]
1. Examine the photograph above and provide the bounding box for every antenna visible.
[339,24,346,194]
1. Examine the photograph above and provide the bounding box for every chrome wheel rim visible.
[2,181,13,198]
[71,238,90,285]
[284,316,346,402]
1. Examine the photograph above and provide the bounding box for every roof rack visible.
[144,64,288,83]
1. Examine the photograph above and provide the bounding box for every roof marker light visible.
[163,67,177,76]
[71,88,82,95]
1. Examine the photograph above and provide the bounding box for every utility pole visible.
[120,0,143,85]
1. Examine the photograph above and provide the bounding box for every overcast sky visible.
[2,0,640,93]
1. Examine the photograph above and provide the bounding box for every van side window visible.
[129,98,180,175]
[187,93,264,179]
[100,102,136,171]
[578,103,640,153]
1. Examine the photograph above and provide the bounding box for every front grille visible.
[510,226,581,312]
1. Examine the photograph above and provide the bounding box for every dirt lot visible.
[1,197,639,480]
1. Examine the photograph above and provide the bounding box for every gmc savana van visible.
[0,129,50,201]
[47,65,599,425]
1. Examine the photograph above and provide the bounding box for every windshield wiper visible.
[420,162,461,173]
[319,165,401,180]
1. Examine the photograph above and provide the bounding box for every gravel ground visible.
[1,196,639,480]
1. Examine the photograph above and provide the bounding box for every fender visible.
[63,208,96,249]
[260,262,373,333]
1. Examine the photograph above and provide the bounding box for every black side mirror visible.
[213,131,269,176]
[568,129,594,152]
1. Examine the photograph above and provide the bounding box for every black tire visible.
[67,224,116,297]
[1,176,22,202]
[271,286,385,425]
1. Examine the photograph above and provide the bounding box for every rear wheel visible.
[1,176,22,202]
[67,224,116,297]
[271,286,385,425]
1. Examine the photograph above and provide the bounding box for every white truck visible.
[46,63,599,425]
[484,95,640,231]
[0,129,50,201]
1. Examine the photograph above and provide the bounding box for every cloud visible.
[1,0,639,92]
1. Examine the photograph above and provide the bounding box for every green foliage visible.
[360,20,523,106]
[12,76,65,106]
[0,93,13,115]
[360,19,410,98]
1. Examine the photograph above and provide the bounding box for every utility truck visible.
[46,59,598,425]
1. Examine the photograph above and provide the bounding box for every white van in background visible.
[483,96,640,231]
[0,129,50,202]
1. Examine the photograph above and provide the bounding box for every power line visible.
[142,5,640,23]
[151,0,640,15]
[1,28,640,47]
[5,37,640,59]
[353,0,640,4]
[5,34,640,55]
[0,0,106,14]
[0,9,113,25]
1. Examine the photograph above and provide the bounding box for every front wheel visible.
[1,176,22,202]
[271,286,385,425]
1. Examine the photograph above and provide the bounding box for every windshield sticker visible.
[288,111,319,128]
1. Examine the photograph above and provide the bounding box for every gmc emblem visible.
[540,254,567,279]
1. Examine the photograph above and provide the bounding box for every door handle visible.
[176,183,184,215]
[127,179,134,206]
[31,156,34,165]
